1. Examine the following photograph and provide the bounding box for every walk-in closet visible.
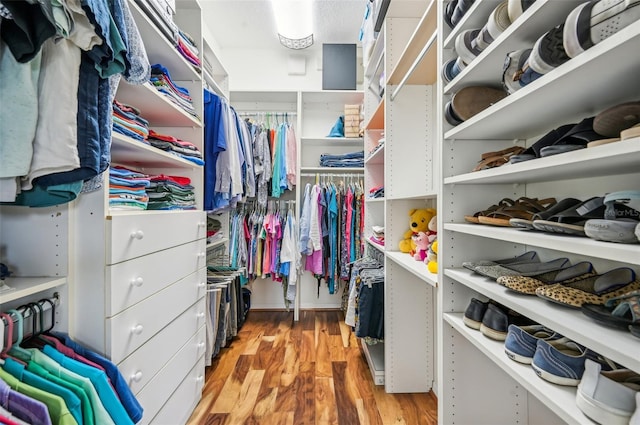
[1,0,639,424]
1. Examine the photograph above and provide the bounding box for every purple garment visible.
[0,377,51,425]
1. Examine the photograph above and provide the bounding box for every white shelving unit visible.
[361,0,438,394]
[436,1,640,423]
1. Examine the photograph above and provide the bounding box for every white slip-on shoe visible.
[577,359,640,425]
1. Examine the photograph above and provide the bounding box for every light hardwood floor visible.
[186,310,437,425]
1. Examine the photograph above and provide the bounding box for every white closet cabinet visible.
[72,1,209,423]
[437,1,640,423]
[362,0,438,392]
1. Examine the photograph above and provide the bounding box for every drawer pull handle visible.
[131,324,144,335]
[130,230,144,240]
[197,312,205,319]
[130,277,144,287]
[131,371,143,382]
[196,375,204,383]
[197,252,205,259]
[198,221,206,227]
[197,342,205,349]
[197,282,206,288]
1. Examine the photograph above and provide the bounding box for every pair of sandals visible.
[582,289,640,339]
[464,196,557,227]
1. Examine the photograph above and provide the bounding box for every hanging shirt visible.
[285,125,297,189]
[0,367,77,425]
[0,374,51,425]
[203,89,227,210]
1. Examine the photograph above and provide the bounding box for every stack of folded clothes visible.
[147,130,204,165]
[112,100,150,143]
[319,150,364,168]
[150,64,199,120]
[146,174,196,210]
[207,215,223,244]
[369,225,385,246]
[109,166,151,210]
[178,29,201,70]
[369,186,384,199]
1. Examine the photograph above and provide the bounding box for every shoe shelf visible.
[386,251,437,287]
[442,0,502,48]
[446,268,640,375]
[111,133,200,168]
[445,137,640,185]
[444,21,640,141]
[387,0,438,88]
[0,277,67,304]
[116,82,202,128]
[443,312,592,425]
[443,0,584,93]
[445,223,640,266]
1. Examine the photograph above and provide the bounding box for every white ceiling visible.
[200,0,366,51]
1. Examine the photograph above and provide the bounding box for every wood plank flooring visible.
[187,310,437,425]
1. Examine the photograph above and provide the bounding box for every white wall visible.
[221,46,364,92]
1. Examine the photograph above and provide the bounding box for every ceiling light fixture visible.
[271,0,314,50]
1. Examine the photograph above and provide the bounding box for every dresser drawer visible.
[106,210,206,264]
[149,355,205,425]
[137,327,206,425]
[106,268,206,363]
[117,299,206,394]
[106,239,206,316]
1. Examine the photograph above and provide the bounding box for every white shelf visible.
[365,197,385,203]
[445,268,640,374]
[0,277,67,304]
[445,21,640,141]
[366,238,385,253]
[301,137,363,145]
[444,223,640,266]
[361,340,385,386]
[365,144,385,165]
[444,313,593,425]
[443,0,583,89]
[128,0,201,81]
[116,82,202,128]
[445,138,640,185]
[442,0,502,48]
[365,30,385,79]
[203,69,227,101]
[386,191,437,201]
[111,133,200,168]
[206,237,228,250]
[387,0,437,86]
[385,251,437,287]
[299,167,364,173]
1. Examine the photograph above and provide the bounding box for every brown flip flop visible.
[478,197,557,227]
[464,198,515,224]
[473,146,525,171]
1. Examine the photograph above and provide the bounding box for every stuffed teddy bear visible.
[427,240,438,273]
[399,208,437,253]
[425,215,437,246]
[412,232,430,262]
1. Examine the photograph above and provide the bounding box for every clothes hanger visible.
[6,309,31,362]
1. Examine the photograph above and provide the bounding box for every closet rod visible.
[1,294,59,325]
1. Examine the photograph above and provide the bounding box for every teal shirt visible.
[27,360,95,425]
[28,349,115,425]
[0,367,77,425]
[42,345,133,425]
[3,358,83,425]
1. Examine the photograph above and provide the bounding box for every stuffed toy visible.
[425,215,437,246]
[412,232,430,262]
[399,208,437,253]
[427,240,438,273]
